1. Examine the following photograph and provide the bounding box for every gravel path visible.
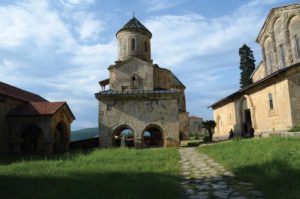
[179,147,264,199]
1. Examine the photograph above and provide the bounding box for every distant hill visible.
[71,127,99,142]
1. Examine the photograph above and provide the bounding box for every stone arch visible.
[142,124,164,148]
[239,95,256,136]
[53,121,69,153]
[288,15,300,62]
[216,115,223,135]
[273,17,287,68]
[264,37,274,74]
[112,125,134,147]
[20,124,44,153]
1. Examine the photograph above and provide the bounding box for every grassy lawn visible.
[0,148,182,199]
[198,137,300,199]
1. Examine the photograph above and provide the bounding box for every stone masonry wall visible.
[99,97,180,148]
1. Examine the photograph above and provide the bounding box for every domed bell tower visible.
[116,17,152,61]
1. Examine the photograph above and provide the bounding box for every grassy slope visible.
[0,148,182,199]
[71,127,99,142]
[199,137,300,199]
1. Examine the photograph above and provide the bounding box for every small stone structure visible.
[210,4,300,139]
[95,17,188,148]
[0,81,75,154]
[188,115,205,138]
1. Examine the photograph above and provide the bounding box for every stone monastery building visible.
[0,82,74,154]
[95,17,188,148]
[211,4,300,139]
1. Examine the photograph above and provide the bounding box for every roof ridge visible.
[0,81,48,102]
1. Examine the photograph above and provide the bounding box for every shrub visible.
[203,136,211,143]
[288,126,300,132]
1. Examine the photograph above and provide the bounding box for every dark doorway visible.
[243,109,252,135]
[113,126,134,147]
[54,122,68,153]
[143,126,163,148]
[21,125,44,153]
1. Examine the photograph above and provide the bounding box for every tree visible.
[239,44,256,88]
[202,120,216,142]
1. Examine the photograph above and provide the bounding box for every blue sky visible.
[0,0,299,130]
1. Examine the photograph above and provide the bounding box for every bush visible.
[203,136,211,143]
[288,126,300,132]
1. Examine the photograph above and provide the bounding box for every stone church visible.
[95,17,188,148]
[210,4,300,139]
[0,81,75,154]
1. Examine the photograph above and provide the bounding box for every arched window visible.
[131,75,138,89]
[144,41,148,52]
[131,38,135,51]
[268,93,274,110]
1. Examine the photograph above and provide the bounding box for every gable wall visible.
[109,59,154,91]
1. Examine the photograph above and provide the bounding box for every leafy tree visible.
[202,120,216,142]
[239,44,256,88]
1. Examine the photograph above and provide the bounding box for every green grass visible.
[198,137,300,199]
[0,148,182,199]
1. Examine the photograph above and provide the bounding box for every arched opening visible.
[54,121,68,153]
[131,38,135,51]
[112,125,134,147]
[240,97,253,137]
[142,125,163,148]
[288,16,300,62]
[264,37,274,74]
[130,75,139,89]
[21,124,44,153]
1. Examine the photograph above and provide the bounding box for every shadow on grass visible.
[233,158,300,199]
[0,171,182,199]
[0,149,94,166]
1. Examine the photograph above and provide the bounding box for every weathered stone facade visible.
[188,116,205,137]
[0,82,75,154]
[211,4,300,139]
[96,17,188,148]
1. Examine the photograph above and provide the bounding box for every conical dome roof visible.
[116,17,152,38]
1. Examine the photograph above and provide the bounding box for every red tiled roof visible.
[0,81,47,102]
[8,102,66,116]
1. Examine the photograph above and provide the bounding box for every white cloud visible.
[0,0,290,129]
[0,0,114,129]
[145,10,264,67]
[144,0,182,12]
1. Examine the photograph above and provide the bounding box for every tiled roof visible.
[97,89,179,95]
[0,81,47,102]
[117,17,152,37]
[8,102,66,116]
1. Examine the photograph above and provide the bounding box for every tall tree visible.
[239,44,256,88]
